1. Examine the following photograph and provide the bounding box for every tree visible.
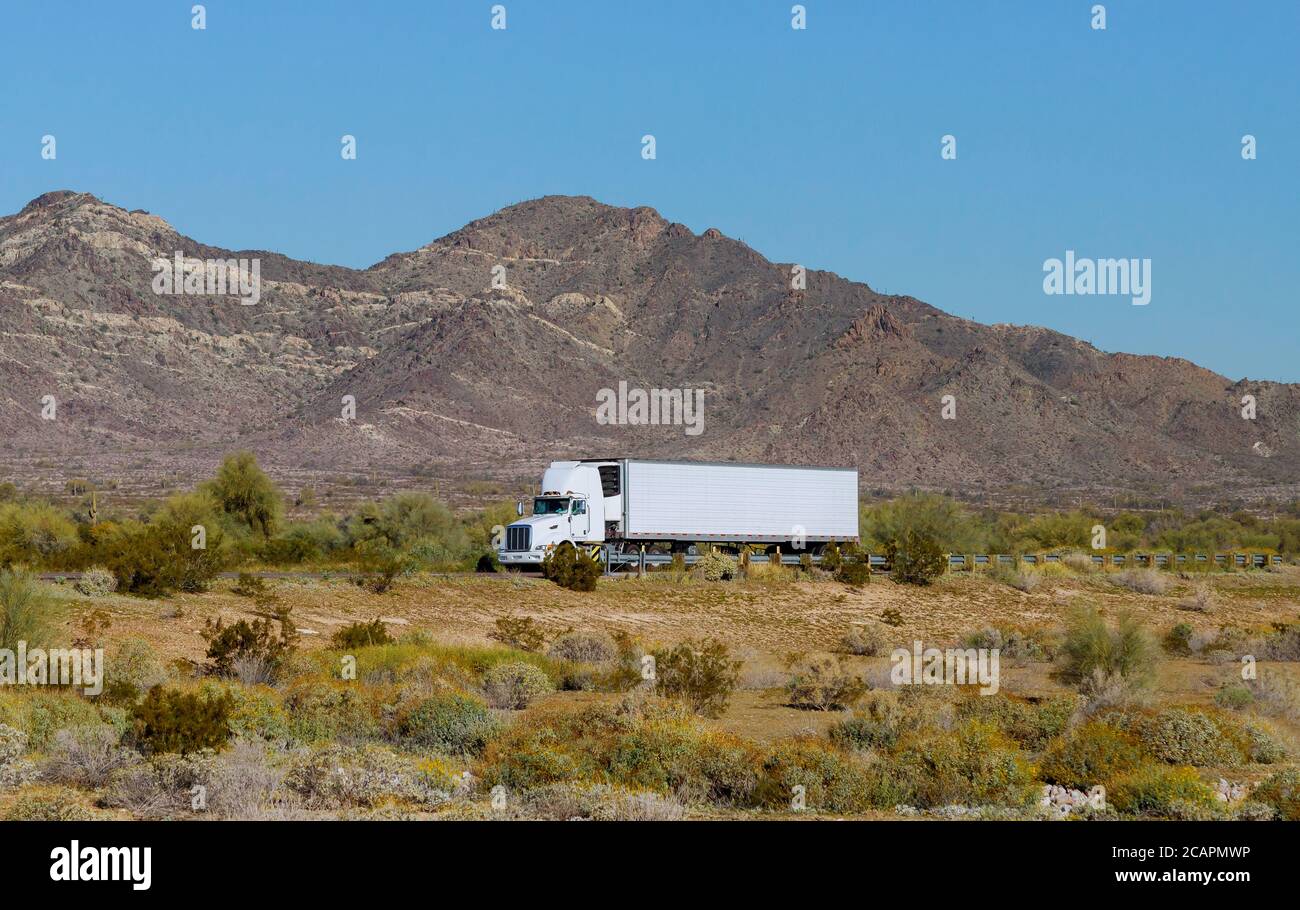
[203,452,282,537]
[886,528,947,585]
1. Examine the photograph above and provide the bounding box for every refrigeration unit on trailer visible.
[498,458,858,567]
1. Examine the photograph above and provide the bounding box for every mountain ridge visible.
[1,189,1296,505]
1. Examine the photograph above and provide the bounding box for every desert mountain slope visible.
[1,190,1296,501]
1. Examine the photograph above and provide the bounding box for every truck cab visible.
[498,461,615,566]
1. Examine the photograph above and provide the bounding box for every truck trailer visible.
[498,458,859,567]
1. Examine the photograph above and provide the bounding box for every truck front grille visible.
[505,526,531,552]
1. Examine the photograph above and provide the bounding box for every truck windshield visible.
[533,498,570,516]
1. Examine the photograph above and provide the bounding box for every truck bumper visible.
[499,551,546,566]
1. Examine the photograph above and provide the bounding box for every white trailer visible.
[498,458,858,567]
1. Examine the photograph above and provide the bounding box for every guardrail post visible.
[638,545,646,578]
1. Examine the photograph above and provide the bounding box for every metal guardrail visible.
[604,548,1284,575]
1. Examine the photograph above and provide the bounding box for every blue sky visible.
[2,1,1296,380]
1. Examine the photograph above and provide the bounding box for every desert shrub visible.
[1252,767,1300,820]
[202,451,282,537]
[651,638,741,718]
[1178,584,1216,613]
[203,739,302,820]
[602,631,649,693]
[830,689,924,752]
[0,723,36,790]
[100,751,212,818]
[541,542,600,591]
[201,610,296,680]
[42,724,133,788]
[489,615,549,652]
[282,680,381,745]
[783,655,867,711]
[756,738,891,813]
[394,691,497,754]
[331,618,395,650]
[1260,623,1300,661]
[1037,721,1146,789]
[694,551,738,582]
[887,720,1036,809]
[548,631,617,664]
[1162,622,1195,655]
[988,564,1040,592]
[101,637,168,704]
[131,685,233,755]
[1112,568,1169,595]
[75,565,117,597]
[953,693,1078,752]
[1214,683,1254,711]
[834,556,871,587]
[879,607,904,628]
[886,528,947,586]
[475,552,500,573]
[351,540,411,594]
[1108,765,1216,817]
[285,743,455,810]
[839,622,888,656]
[98,499,228,596]
[820,542,843,573]
[0,502,78,568]
[1057,608,1157,694]
[1,784,100,821]
[1236,673,1300,722]
[483,661,554,709]
[0,567,50,651]
[1106,707,1244,767]
[960,624,1057,662]
[519,782,687,821]
[204,681,292,745]
[7,690,106,752]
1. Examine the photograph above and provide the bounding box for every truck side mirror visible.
[516,500,524,517]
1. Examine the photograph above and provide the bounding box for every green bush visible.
[482,661,554,709]
[1,785,100,821]
[488,615,549,652]
[548,631,617,664]
[1057,608,1157,692]
[331,618,395,650]
[1108,707,1244,767]
[394,692,497,754]
[784,655,867,711]
[283,680,381,744]
[1252,767,1300,820]
[834,557,872,587]
[888,719,1036,809]
[201,611,296,680]
[886,528,947,585]
[1108,765,1217,816]
[651,638,741,718]
[202,451,282,537]
[74,566,117,597]
[839,622,888,656]
[830,689,921,751]
[1037,721,1146,789]
[131,685,233,755]
[1162,622,1195,656]
[0,502,78,568]
[0,567,51,651]
[541,542,600,591]
[694,551,738,582]
[952,693,1078,752]
[756,738,890,813]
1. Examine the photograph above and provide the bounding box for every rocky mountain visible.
[2,189,1297,504]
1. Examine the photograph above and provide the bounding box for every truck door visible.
[569,497,590,540]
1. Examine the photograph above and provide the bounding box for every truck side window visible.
[571,500,586,515]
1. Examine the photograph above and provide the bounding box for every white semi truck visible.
[498,458,859,567]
